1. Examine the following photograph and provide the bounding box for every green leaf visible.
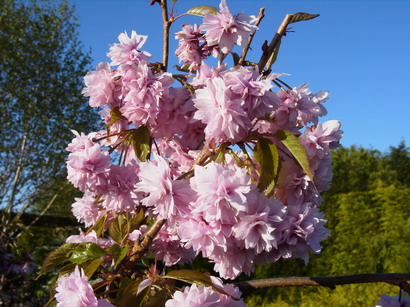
[164,270,231,297]
[274,130,314,181]
[37,243,77,278]
[288,12,320,24]
[129,126,151,162]
[69,243,105,264]
[83,258,103,279]
[187,5,218,17]
[265,38,281,70]
[254,137,280,195]
[108,213,128,245]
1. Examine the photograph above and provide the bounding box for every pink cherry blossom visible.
[299,120,343,159]
[66,230,114,248]
[82,62,119,107]
[102,163,139,213]
[66,141,111,193]
[121,61,173,126]
[165,277,244,307]
[55,266,98,307]
[273,83,328,130]
[200,0,257,54]
[107,30,151,66]
[152,226,195,266]
[193,77,251,144]
[150,87,195,139]
[175,24,207,71]
[71,193,104,227]
[135,155,194,219]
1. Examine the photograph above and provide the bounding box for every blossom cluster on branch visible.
[41,0,345,306]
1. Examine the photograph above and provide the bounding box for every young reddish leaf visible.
[288,12,320,24]
[187,5,218,17]
[274,129,314,181]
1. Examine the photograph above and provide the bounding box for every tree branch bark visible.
[160,0,170,71]
[257,13,292,73]
[234,274,410,295]
[238,8,265,66]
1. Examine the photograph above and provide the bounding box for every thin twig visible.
[234,274,410,295]
[160,0,171,71]
[238,8,265,66]
[258,14,292,73]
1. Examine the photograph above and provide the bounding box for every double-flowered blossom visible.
[82,62,122,108]
[193,77,251,144]
[136,155,194,219]
[107,30,151,66]
[67,132,111,193]
[55,266,114,307]
[201,0,257,54]
[165,276,245,307]
[272,83,328,131]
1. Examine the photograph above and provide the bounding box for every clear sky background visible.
[71,0,409,153]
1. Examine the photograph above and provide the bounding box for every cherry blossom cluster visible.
[55,0,343,305]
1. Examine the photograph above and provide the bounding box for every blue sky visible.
[71,0,409,152]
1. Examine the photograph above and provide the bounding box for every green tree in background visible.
[0,0,99,304]
[248,142,410,306]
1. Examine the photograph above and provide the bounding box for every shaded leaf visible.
[145,289,170,307]
[116,279,143,307]
[274,130,313,181]
[231,52,240,66]
[37,243,77,278]
[69,243,105,264]
[106,244,129,268]
[187,5,218,17]
[254,137,280,195]
[129,126,151,162]
[58,263,76,277]
[93,212,108,237]
[288,12,320,24]
[129,210,145,233]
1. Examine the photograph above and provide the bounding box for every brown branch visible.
[257,13,292,73]
[234,274,410,295]
[125,219,166,272]
[160,0,171,71]
[238,8,265,66]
